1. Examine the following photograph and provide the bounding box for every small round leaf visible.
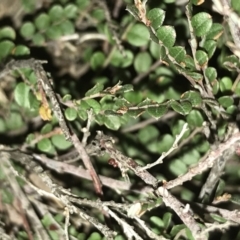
[52,134,72,150]
[147,8,165,30]
[20,22,35,38]
[49,5,64,22]
[0,27,16,40]
[191,12,212,37]
[46,25,62,40]
[170,100,192,115]
[204,67,217,83]
[65,108,77,121]
[111,49,133,68]
[186,110,204,127]
[13,45,30,56]
[14,82,31,108]
[156,25,176,48]
[90,51,105,70]
[134,52,152,73]
[219,77,232,92]
[218,96,234,108]
[60,20,75,35]
[37,138,53,153]
[0,40,15,60]
[34,13,50,30]
[64,4,78,19]
[126,24,149,47]
[195,50,208,67]
[32,33,45,46]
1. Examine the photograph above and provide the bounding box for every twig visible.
[165,131,240,189]
[81,109,94,146]
[141,123,189,170]
[0,58,103,196]
[64,207,70,240]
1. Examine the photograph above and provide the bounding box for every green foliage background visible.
[1,0,240,239]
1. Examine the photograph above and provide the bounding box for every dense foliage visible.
[0,0,240,239]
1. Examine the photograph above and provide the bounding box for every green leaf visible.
[90,51,105,70]
[170,159,187,176]
[76,0,90,10]
[0,40,14,60]
[202,39,217,58]
[126,4,140,21]
[92,9,105,21]
[170,224,185,236]
[34,13,50,30]
[126,24,150,47]
[65,108,77,121]
[80,99,101,114]
[46,25,62,40]
[13,45,30,56]
[64,4,78,19]
[1,189,14,204]
[32,33,45,46]
[103,115,121,130]
[51,134,72,150]
[181,91,202,106]
[219,77,232,92]
[134,52,152,73]
[127,109,144,118]
[186,110,204,127]
[227,105,236,114]
[147,104,168,119]
[156,26,176,48]
[138,126,159,144]
[163,212,172,229]
[170,100,192,115]
[169,46,186,64]
[210,214,227,223]
[205,23,223,40]
[41,123,53,134]
[0,118,6,133]
[6,112,24,130]
[78,109,88,121]
[222,55,240,71]
[158,134,174,153]
[49,5,64,22]
[37,138,53,153]
[185,228,195,240]
[211,79,219,95]
[87,232,102,240]
[191,12,212,37]
[111,49,133,68]
[204,67,217,82]
[195,50,208,67]
[60,20,75,35]
[231,0,240,14]
[150,216,164,228]
[85,83,104,96]
[147,8,165,30]
[184,55,195,70]
[150,41,160,59]
[185,71,203,81]
[0,27,16,40]
[218,96,234,108]
[14,82,31,108]
[20,22,35,38]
